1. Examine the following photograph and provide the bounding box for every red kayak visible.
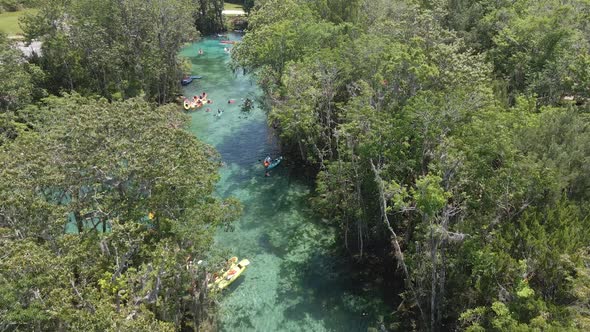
[220,40,236,44]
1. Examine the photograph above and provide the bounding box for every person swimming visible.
[198,48,204,55]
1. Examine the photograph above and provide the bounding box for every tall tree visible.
[194,0,225,34]
[0,33,46,112]
[21,0,198,103]
[233,0,590,330]
[0,94,241,330]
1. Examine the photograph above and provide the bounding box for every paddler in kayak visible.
[263,156,272,177]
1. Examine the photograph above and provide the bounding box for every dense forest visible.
[1,0,590,330]
[232,0,590,330]
[1,0,239,330]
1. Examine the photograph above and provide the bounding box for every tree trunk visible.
[74,210,83,233]
[430,218,438,332]
[370,159,427,327]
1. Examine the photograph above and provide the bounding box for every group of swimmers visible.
[182,92,213,110]
[184,92,258,114]
[183,94,251,118]
[192,92,211,106]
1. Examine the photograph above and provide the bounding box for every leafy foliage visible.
[194,0,225,34]
[0,95,241,330]
[233,0,590,330]
[0,33,45,112]
[20,0,212,103]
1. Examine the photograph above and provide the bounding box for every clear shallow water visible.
[180,35,385,332]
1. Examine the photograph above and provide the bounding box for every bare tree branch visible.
[370,158,427,326]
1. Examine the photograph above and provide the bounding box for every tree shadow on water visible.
[215,119,276,170]
[274,217,386,331]
[258,233,288,258]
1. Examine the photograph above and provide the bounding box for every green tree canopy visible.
[0,33,45,112]
[0,94,240,330]
[21,0,199,103]
[232,0,590,330]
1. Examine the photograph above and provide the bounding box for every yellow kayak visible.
[209,257,250,292]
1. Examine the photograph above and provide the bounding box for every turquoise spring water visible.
[180,34,386,332]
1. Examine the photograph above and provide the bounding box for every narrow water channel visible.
[180,34,386,331]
